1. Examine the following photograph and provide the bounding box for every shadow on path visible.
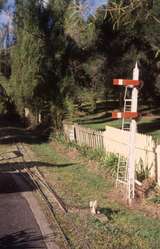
[0,229,52,249]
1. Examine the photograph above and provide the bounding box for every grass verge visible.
[31,141,160,249]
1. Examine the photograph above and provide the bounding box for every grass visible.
[31,141,160,249]
[55,133,119,177]
[90,212,160,249]
[71,100,160,139]
[31,142,112,207]
[83,118,121,130]
[76,109,160,139]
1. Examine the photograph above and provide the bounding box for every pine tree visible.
[10,0,47,122]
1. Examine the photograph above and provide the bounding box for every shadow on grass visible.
[0,125,52,145]
[139,104,160,116]
[77,112,113,125]
[79,100,119,115]
[0,229,52,249]
[99,207,121,220]
[138,118,160,134]
[0,161,76,171]
[0,157,76,194]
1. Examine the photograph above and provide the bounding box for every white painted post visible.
[156,145,160,186]
[132,62,139,113]
[127,62,139,204]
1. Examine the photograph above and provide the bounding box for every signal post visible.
[112,62,141,204]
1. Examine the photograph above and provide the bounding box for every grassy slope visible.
[32,142,112,207]
[31,142,160,249]
[81,116,160,139]
[75,102,160,139]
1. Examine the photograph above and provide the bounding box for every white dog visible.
[89,200,98,215]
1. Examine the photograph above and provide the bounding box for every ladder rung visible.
[119,158,127,161]
[116,179,127,184]
[118,175,127,179]
[123,124,130,126]
[123,123,130,125]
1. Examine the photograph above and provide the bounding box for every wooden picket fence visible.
[74,124,104,150]
[104,126,156,177]
[63,121,159,181]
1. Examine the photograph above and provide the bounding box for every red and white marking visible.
[112,112,138,119]
[113,79,141,87]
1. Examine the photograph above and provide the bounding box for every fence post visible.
[127,62,139,203]
[156,145,160,186]
[63,121,75,142]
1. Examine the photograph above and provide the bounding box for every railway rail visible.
[15,142,73,249]
[0,142,91,249]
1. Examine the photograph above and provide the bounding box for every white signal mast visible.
[112,62,141,204]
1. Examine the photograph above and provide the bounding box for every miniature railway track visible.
[6,142,73,249]
[16,143,68,213]
[0,141,91,249]
[18,142,73,249]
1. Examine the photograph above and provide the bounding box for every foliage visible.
[31,140,160,249]
[105,0,157,29]
[0,0,159,126]
[136,159,153,182]
[149,195,160,204]
[54,131,118,176]
[64,1,97,49]
[10,0,47,115]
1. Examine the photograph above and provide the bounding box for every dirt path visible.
[0,142,59,249]
[0,172,49,248]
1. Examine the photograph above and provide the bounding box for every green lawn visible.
[31,142,160,249]
[31,142,113,208]
[73,101,160,139]
[76,113,160,139]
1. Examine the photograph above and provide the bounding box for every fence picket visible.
[63,122,158,180]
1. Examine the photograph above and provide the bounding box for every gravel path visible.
[0,171,48,248]
[0,144,59,249]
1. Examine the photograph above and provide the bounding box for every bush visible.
[53,132,118,177]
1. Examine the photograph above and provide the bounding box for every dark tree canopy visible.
[0,0,159,126]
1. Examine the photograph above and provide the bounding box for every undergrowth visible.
[31,133,160,249]
[52,132,118,177]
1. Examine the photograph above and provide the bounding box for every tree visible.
[6,0,160,128]
[10,1,47,120]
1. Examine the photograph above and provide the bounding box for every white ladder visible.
[116,86,132,187]
[122,86,132,131]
